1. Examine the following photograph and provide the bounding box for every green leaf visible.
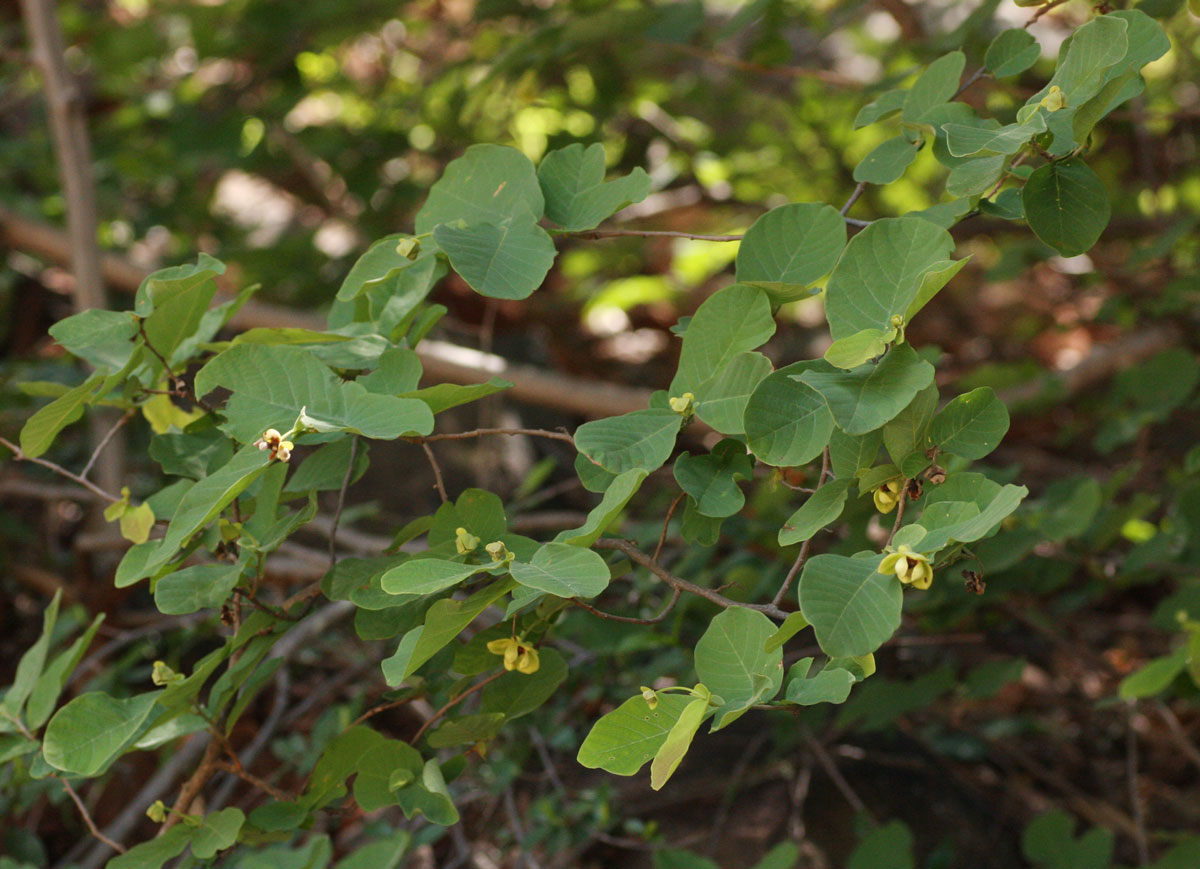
[694,607,783,730]
[798,344,935,435]
[779,479,852,546]
[824,327,896,370]
[336,234,420,301]
[195,344,434,443]
[916,484,1028,552]
[882,382,938,464]
[426,712,506,748]
[481,648,568,720]
[734,203,846,293]
[1,590,62,722]
[854,88,906,129]
[554,468,647,547]
[853,137,919,184]
[670,284,776,395]
[130,445,272,580]
[403,378,513,415]
[154,562,244,615]
[149,428,234,479]
[577,693,693,775]
[43,690,161,776]
[18,375,101,458]
[106,825,192,869]
[359,348,423,395]
[381,580,514,684]
[48,309,138,373]
[985,29,1041,78]
[744,365,835,468]
[928,387,1010,460]
[1028,16,1129,116]
[190,808,245,859]
[825,217,955,341]
[694,351,773,434]
[829,428,882,479]
[649,695,708,790]
[904,256,970,322]
[415,144,544,233]
[1119,647,1187,699]
[352,740,424,811]
[26,612,105,730]
[798,554,902,657]
[538,142,651,231]
[673,440,753,518]
[752,842,802,869]
[510,543,611,598]
[133,253,224,317]
[574,409,682,474]
[142,264,219,366]
[849,820,915,869]
[1022,158,1110,256]
[946,155,1006,198]
[394,758,459,825]
[764,612,810,653]
[784,659,857,705]
[434,216,557,301]
[379,558,492,597]
[1023,810,1114,869]
[944,114,1047,157]
[902,51,965,123]
[428,488,508,550]
[284,437,370,493]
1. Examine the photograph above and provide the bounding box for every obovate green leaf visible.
[577,692,693,776]
[537,142,651,231]
[434,216,557,301]
[824,327,896,370]
[48,309,138,373]
[18,375,101,458]
[798,554,902,658]
[574,409,682,474]
[673,440,753,518]
[943,114,1047,158]
[154,562,245,615]
[694,607,783,730]
[798,344,935,435]
[825,217,956,341]
[670,283,776,395]
[133,252,225,318]
[189,808,245,859]
[415,144,544,233]
[336,233,420,301]
[379,558,494,598]
[902,51,965,124]
[928,387,1010,460]
[744,364,835,468]
[779,479,852,546]
[694,351,772,435]
[480,647,568,720]
[854,88,906,129]
[509,543,611,598]
[1022,159,1110,257]
[734,203,846,294]
[554,468,647,546]
[853,137,919,185]
[915,484,1029,552]
[195,344,434,443]
[985,28,1041,77]
[783,658,857,705]
[43,690,161,776]
[650,695,709,790]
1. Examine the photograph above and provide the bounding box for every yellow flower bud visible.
[874,486,898,514]
[146,800,168,823]
[1040,85,1066,112]
[668,392,696,415]
[641,686,658,709]
[455,527,480,555]
[909,561,933,590]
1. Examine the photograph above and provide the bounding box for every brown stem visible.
[772,447,831,608]
[61,777,127,854]
[421,442,448,503]
[80,410,134,481]
[839,182,867,216]
[885,482,909,548]
[951,67,989,100]
[0,436,120,503]
[593,538,789,620]
[654,492,687,562]
[162,739,220,832]
[349,692,424,729]
[410,427,575,447]
[412,670,506,743]
[556,228,743,242]
[212,760,293,803]
[569,586,682,625]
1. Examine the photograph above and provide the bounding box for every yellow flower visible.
[668,392,695,415]
[873,479,903,514]
[486,638,540,674]
[878,544,933,590]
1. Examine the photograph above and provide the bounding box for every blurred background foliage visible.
[3,0,1200,867]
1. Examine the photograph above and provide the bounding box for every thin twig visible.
[421,442,448,503]
[772,447,830,608]
[349,692,422,729]
[328,435,359,569]
[593,538,788,620]
[885,482,909,548]
[412,670,506,744]
[801,726,874,823]
[569,586,682,625]
[1026,0,1069,27]
[61,778,127,854]
[1153,701,1200,774]
[840,182,867,216]
[161,739,220,831]
[556,228,743,242]
[411,427,575,447]
[1126,704,1149,865]
[80,409,133,480]
[212,760,293,803]
[0,436,120,503]
[951,67,989,100]
[654,492,687,561]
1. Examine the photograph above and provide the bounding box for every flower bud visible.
[640,686,658,709]
[668,392,695,415]
[456,527,480,555]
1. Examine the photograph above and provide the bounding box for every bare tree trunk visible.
[20,0,124,505]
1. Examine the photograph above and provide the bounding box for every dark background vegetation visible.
[2,0,1200,866]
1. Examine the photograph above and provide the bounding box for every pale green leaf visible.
[853,136,919,184]
[18,375,101,458]
[190,808,245,859]
[943,114,1047,157]
[734,203,846,292]
[784,660,857,705]
[1,590,62,721]
[554,468,647,546]
[154,562,244,615]
[577,693,693,776]
[48,309,138,373]
[694,351,772,435]
[649,696,708,790]
[670,284,776,395]
[43,690,161,776]
[779,479,852,546]
[538,142,651,231]
[415,144,543,233]
[434,217,556,301]
[694,607,783,730]
[854,88,906,129]
[902,51,965,123]
[673,440,753,518]
[510,543,610,598]
[798,344,935,435]
[379,558,492,597]
[985,28,1041,77]
[824,327,896,370]
[798,554,902,657]
[574,409,682,474]
[336,234,420,301]
[744,365,835,467]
